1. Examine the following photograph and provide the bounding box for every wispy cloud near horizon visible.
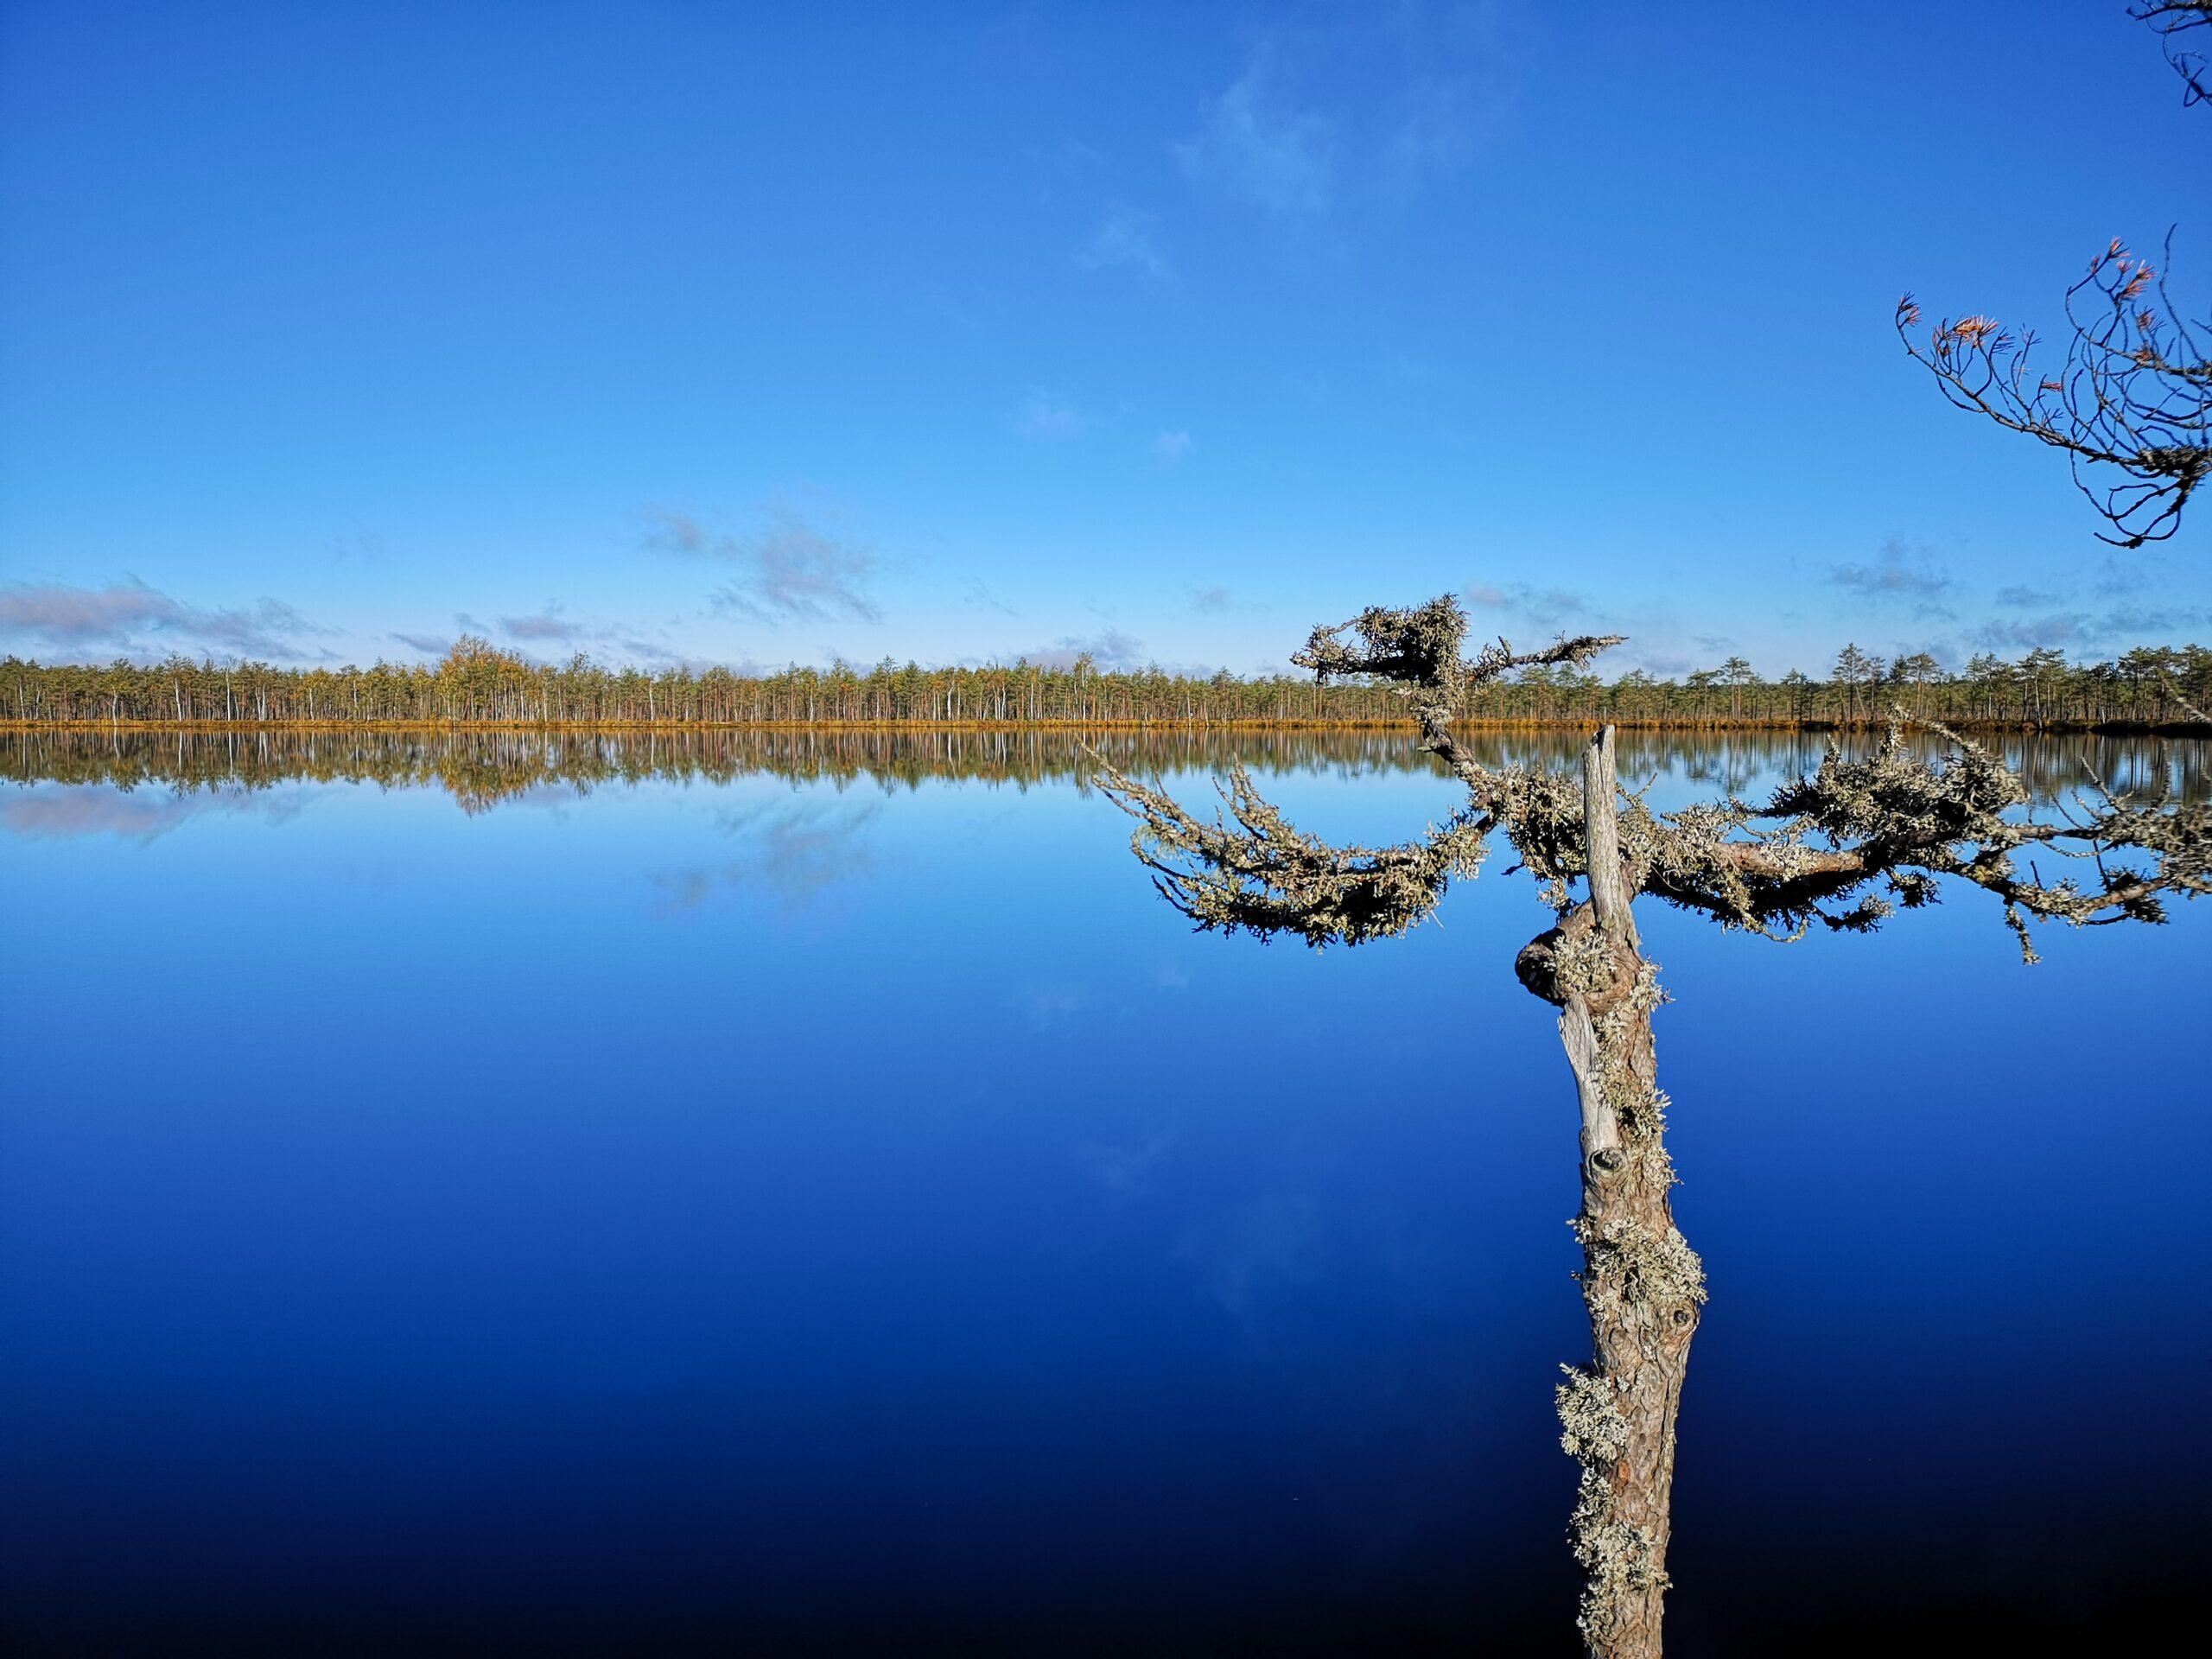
[645,507,886,626]
[963,577,1020,618]
[1014,627,1146,671]
[1828,538,1954,620]
[498,606,581,642]
[1465,581,1596,632]
[1967,601,2211,654]
[0,577,331,661]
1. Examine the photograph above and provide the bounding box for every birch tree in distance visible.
[1096,598,2209,1659]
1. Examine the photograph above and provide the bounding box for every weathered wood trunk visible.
[1516,728,1705,1659]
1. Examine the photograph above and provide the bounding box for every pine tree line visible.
[5,635,2209,728]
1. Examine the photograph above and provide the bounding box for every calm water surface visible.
[4,728,2209,1656]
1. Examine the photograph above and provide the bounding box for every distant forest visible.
[5,634,2209,729]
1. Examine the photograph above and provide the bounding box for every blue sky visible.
[2,0,2205,678]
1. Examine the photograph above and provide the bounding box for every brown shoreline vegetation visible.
[8,715,2212,734]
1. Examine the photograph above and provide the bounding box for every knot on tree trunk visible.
[1516,905,1642,1013]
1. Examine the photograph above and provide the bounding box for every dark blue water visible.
[4,728,2208,1656]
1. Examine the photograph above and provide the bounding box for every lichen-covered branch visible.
[1095,760,1491,947]
[1091,595,1624,949]
[1290,595,1624,713]
[1289,596,1624,796]
[1750,719,2211,954]
[1110,597,2212,962]
[1478,713,2211,956]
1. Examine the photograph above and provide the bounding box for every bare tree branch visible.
[1897,234,2211,547]
[2135,0,2212,105]
[1894,7,2212,545]
[1096,760,1491,946]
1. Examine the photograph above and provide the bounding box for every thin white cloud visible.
[1967,602,2209,653]
[1019,392,1085,438]
[1465,581,1595,632]
[1179,48,1336,216]
[1180,12,1523,219]
[963,577,1020,617]
[384,604,681,666]
[326,532,385,564]
[1381,74,1481,200]
[1080,205,1172,281]
[1155,429,1193,463]
[645,507,885,626]
[1828,538,1953,616]
[0,577,331,661]
[1015,627,1146,671]
[1377,2,1526,201]
[498,604,581,642]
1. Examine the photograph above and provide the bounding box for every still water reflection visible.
[3,727,2207,1656]
[7,722,2210,809]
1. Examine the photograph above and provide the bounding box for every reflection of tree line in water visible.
[6,723,2209,812]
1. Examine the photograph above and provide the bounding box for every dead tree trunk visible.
[1516,727,1705,1659]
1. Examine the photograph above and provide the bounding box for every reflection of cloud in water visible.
[652,869,718,912]
[1172,1190,1488,1357]
[652,795,882,912]
[499,782,591,813]
[1082,1129,1177,1198]
[1176,1193,1324,1331]
[0,784,307,844]
[1014,983,1087,1030]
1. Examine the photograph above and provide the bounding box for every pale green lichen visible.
[1573,1214,1707,1313]
[1556,1364,1629,1465]
[1586,959,1679,1165]
[1552,925,1619,1001]
[1092,760,1490,947]
[1556,1366,1654,1642]
[1566,1466,1669,1647]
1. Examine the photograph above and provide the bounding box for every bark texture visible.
[1517,728,1704,1659]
